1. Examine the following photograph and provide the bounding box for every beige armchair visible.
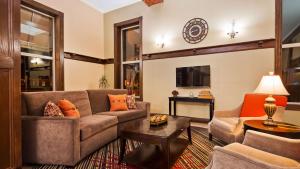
[208,94,286,143]
[206,130,300,169]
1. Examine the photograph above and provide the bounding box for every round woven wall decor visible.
[182,18,209,44]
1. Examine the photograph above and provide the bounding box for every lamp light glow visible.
[254,72,289,96]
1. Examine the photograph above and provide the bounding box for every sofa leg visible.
[209,133,212,141]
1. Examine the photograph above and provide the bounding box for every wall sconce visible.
[227,20,239,39]
[156,35,166,48]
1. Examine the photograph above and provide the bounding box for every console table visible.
[168,96,215,121]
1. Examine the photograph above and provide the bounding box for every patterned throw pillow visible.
[57,99,80,118]
[126,94,137,109]
[44,101,64,117]
[108,94,129,111]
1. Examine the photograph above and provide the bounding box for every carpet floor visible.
[29,127,225,169]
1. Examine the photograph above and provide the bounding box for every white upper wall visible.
[104,0,275,58]
[80,0,141,13]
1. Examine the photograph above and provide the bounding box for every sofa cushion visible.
[22,91,92,117]
[80,115,118,141]
[224,143,300,167]
[126,94,137,109]
[44,101,64,117]
[108,94,128,111]
[211,117,239,133]
[87,89,127,113]
[58,99,80,117]
[96,109,146,123]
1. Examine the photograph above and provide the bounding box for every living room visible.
[1,0,300,169]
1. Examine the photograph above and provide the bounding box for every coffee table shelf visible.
[123,138,189,169]
[119,116,191,169]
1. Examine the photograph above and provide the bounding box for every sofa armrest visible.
[213,104,242,118]
[136,101,150,115]
[22,116,80,166]
[243,130,300,162]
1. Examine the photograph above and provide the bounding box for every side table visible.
[244,120,300,139]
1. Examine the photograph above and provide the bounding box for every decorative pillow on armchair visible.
[126,94,137,109]
[108,94,129,111]
[57,99,80,117]
[44,101,64,117]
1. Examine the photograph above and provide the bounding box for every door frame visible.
[114,16,143,100]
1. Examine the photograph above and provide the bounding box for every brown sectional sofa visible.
[21,89,150,166]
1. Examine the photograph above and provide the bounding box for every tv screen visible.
[176,66,210,87]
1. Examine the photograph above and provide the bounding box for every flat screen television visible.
[176,65,210,87]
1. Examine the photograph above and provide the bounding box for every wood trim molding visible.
[21,0,65,91]
[275,0,282,76]
[287,104,300,111]
[21,0,62,16]
[64,52,114,64]
[0,56,14,69]
[143,39,275,60]
[114,17,142,28]
[0,0,22,168]
[102,58,114,64]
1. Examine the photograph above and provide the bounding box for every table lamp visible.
[254,72,289,126]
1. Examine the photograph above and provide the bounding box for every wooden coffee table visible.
[244,120,300,139]
[119,116,192,169]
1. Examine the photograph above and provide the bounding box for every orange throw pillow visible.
[108,94,128,111]
[240,94,287,117]
[57,99,80,118]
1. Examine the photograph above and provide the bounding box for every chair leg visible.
[209,133,212,141]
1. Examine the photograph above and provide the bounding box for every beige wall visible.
[144,49,274,118]
[36,0,104,90]
[103,0,300,124]
[104,0,275,57]
[64,59,104,90]
[103,0,275,114]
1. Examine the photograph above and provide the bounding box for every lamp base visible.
[263,95,278,127]
[263,120,278,127]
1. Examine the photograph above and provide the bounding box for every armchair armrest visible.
[213,104,242,118]
[136,101,150,116]
[210,145,299,169]
[243,130,300,162]
[22,116,80,166]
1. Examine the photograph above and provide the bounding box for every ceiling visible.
[80,0,141,13]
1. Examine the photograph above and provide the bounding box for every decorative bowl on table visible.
[150,114,168,126]
[172,90,179,97]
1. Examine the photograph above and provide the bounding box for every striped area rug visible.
[30,127,225,169]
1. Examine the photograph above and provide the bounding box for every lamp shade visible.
[254,74,289,95]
